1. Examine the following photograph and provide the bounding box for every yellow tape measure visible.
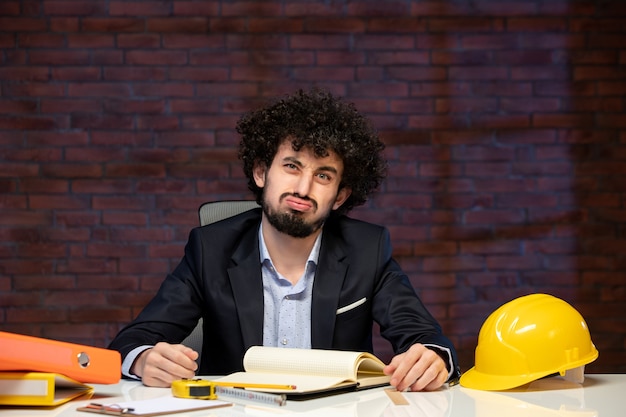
[172,379,217,400]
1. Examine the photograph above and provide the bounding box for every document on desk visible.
[77,396,232,416]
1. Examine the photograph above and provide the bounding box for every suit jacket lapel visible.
[228,227,264,349]
[311,231,348,349]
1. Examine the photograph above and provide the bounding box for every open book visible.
[213,346,391,396]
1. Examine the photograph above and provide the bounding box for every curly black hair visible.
[237,89,387,215]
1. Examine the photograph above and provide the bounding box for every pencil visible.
[210,381,297,390]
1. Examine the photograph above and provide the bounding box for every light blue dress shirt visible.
[259,224,320,349]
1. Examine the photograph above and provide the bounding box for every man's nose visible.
[293,175,313,197]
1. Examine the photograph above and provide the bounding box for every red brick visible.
[316,51,365,66]
[173,1,219,16]
[507,17,568,31]
[449,66,509,80]
[0,1,20,15]
[66,33,115,48]
[0,67,48,82]
[28,50,90,65]
[222,2,281,16]
[0,99,38,114]
[0,115,64,130]
[40,99,100,113]
[94,49,123,64]
[189,51,249,66]
[67,83,131,97]
[208,17,247,32]
[429,17,498,32]
[133,83,194,97]
[305,18,365,33]
[460,34,518,50]
[126,50,189,65]
[119,259,170,275]
[6,307,68,323]
[284,2,343,16]
[18,33,64,47]
[436,98,498,113]
[103,67,167,81]
[43,1,106,16]
[0,18,46,31]
[82,18,145,32]
[116,33,160,49]
[40,163,103,178]
[49,17,79,31]
[109,1,172,16]
[170,67,229,82]
[70,114,134,130]
[146,17,209,33]
[370,51,430,67]
[69,307,132,323]
[164,33,224,49]
[182,115,239,129]
[422,256,485,273]
[573,65,626,81]
[368,18,426,33]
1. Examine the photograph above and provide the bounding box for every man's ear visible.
[253,162,267,188]
[333,187,352,211]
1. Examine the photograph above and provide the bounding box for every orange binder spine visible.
[0,331,121,384]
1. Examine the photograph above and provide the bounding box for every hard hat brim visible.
[459,366,550,391]
[460,347,599,391]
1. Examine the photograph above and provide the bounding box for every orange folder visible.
[0,331,121,384]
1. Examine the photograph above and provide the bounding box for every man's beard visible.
[262,193,325,238]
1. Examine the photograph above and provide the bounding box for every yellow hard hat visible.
[460,293,598,391]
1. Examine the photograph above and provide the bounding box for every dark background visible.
[1,0,625,373]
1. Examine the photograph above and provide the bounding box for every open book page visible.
[214,347,391,394]
[245,346,380,378]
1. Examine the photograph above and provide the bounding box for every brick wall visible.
[1,0,625,373]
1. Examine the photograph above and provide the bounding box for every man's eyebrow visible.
[282,156,303,167]
[317,165,338,175]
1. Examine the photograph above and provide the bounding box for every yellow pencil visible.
[210,381,297,390]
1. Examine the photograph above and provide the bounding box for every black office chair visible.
[181,200,259,369]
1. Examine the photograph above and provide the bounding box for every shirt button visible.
[281,338,288,345]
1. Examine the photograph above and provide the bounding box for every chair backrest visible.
[182,200,260,368]
[198,200,260,226]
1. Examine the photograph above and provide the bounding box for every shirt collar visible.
[258,222,322,267]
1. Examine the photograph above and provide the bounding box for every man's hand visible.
[131,342,199,387]
[383,344,448,392]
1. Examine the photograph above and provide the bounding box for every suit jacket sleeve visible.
[373,228,461,380]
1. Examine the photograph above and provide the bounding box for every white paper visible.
[101,396,229,415]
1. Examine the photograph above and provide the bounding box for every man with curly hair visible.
[110,89,461,392]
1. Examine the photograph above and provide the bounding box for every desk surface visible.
[1,374,623,417]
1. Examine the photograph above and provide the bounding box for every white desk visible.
[1,374,623,417]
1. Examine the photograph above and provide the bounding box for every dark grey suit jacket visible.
[109,209,460,379]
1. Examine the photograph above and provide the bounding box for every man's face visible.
[253,140,351,238]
